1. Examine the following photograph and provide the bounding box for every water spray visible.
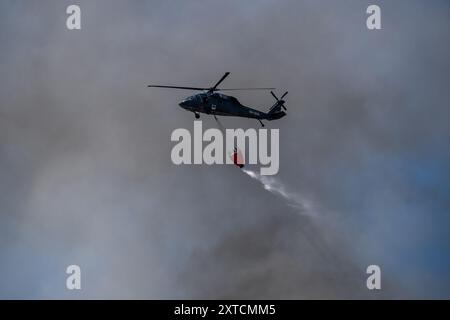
[242,169,315,217]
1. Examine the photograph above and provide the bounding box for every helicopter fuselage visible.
[179,92,267,119]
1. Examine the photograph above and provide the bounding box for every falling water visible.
[243,169,315,217]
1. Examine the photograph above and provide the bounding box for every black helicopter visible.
[148,72,287,127]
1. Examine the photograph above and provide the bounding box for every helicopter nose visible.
[179,100,188,108]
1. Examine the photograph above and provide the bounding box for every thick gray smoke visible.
[1,0,449,299]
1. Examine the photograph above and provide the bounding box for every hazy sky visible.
[1,0,449,299]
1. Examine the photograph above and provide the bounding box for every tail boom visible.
[265,100,287,120]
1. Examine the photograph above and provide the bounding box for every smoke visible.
[1,0,449,299]
[242,169,315,217]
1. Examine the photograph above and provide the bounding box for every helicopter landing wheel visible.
[194,112,200,119]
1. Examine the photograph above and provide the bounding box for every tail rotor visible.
[270,91,288,111]
[268,90,288,114]
[266,90,288,121]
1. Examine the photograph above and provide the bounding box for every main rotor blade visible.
[211,72,230,90]
[219,88,276,91]
[281,91,288,99]
[147,85,207,91]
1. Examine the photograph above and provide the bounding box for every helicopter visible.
[147,72,287,127]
